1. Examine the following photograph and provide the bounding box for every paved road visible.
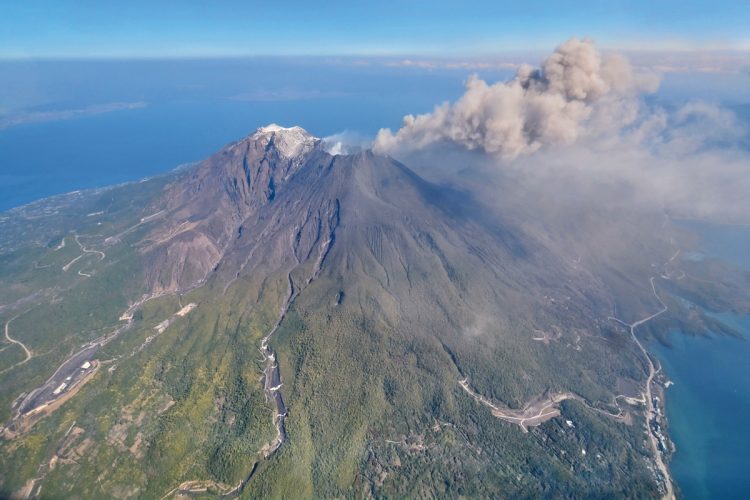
[16,343,99,416]
[609,276,673,500]
[62,234,105,273]
[1,314,33,374]
[4,315,31,360]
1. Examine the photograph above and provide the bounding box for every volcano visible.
[5,124,744,498]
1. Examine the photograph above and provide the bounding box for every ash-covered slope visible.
[139,125,322,293]
[144,124,608,330]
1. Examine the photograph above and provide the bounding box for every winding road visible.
[1,314,33,374]
[459,380,627,432]
[62,234,105,273]
[609,276,673,500]
[461,272,674,497]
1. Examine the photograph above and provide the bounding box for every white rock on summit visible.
[255,124,319,159]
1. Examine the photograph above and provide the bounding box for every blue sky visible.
[1,0,749,58]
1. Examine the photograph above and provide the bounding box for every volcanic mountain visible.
[3,125,746,498]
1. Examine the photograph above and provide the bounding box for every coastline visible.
[652,220,750,498]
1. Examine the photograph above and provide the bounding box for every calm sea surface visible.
[0,58,513,211]
[2,60,745,212]
[653,223,750,499]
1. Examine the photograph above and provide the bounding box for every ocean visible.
[2,59,747,213]
[0,58,512,212]
[652,223,750,499]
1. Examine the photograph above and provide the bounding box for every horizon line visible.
[2,47,750,63]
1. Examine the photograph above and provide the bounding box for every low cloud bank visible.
[0,102,147,130]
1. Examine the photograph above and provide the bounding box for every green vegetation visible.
[2,148,748,499]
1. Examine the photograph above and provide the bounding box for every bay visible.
[653,222,750,499]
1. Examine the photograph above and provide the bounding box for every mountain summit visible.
[113,125,663,496]
[253,124,320,159]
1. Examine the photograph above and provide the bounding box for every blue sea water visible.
[0,58,516,212]
[652,223,750,499]
[0,97,393,210]
[2,59,746,212]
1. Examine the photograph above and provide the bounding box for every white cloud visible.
[0,102,147,130]
[321,131,370,156]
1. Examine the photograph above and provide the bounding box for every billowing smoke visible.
[373,38,750,222]
[374,38,659,159]
[321,130,369,156]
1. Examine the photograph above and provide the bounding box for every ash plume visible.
[374,38,750,222]
[374,38,658,159]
